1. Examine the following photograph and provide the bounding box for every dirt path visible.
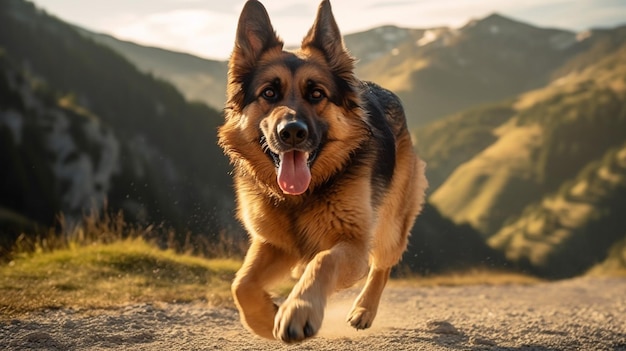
[2,276,626,350]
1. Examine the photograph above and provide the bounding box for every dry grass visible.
[0,211,242,320]
[0,237,240,320]
[392,267,543,288]
[5,211,246,261]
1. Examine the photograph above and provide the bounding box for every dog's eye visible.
[262,87,278,101]
[308,88,325,102]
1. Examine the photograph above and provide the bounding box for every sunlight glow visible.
[30,0,626,60]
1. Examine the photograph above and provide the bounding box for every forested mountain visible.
[0,0,233,245]
[77,29,228,111]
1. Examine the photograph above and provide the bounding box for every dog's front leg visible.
[273,242,368,343]
[232,239,298,339]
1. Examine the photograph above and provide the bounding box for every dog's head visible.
[219,0,369,197]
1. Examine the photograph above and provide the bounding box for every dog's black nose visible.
[277,120,308,147]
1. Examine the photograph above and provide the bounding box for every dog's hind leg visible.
[346,197,413,330]
[347,200,421,330]
[346,266,391,329]
[232,239,298,339]
[347,152,427,330]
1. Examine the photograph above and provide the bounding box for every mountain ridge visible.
[74,12,623,129]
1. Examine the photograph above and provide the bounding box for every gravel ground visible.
[2,276,625,350]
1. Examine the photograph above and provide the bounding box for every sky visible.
[30,0,626,61]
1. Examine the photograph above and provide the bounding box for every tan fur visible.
[218,0,426,343]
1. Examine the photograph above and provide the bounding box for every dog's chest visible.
[242,191,373,257]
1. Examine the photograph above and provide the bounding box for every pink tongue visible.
[277,151,311,195]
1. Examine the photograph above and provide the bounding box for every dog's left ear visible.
[302,1,356,80]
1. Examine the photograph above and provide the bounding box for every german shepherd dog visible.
[218,0,427,343]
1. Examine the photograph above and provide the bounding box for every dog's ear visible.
[302,0,359,109]
[228,1,283,110]
[302,1,358,107]
[233,0,283,62]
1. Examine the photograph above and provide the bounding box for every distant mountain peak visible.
[463,12,539,33]
[460,11,576,47]
[482,13,517,23]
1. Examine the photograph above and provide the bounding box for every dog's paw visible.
[347,306,375,330]
[273,298,323,343]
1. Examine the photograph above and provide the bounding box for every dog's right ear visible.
[227,1,283,110]
[230,1,283,73]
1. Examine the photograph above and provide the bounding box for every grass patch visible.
[0,237,240,320]
[392,267,543,287]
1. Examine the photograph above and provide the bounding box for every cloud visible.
[110,9,238,59]
[367,1,424,10]
[268,2,316,17]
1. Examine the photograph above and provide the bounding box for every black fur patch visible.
[361,83,396,198]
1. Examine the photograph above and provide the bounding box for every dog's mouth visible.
[261,136,318,195]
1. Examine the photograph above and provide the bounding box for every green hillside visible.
[419,26,626,276]
[413,101,516,190]
[488,142,626,278]
[429,38,626,238]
